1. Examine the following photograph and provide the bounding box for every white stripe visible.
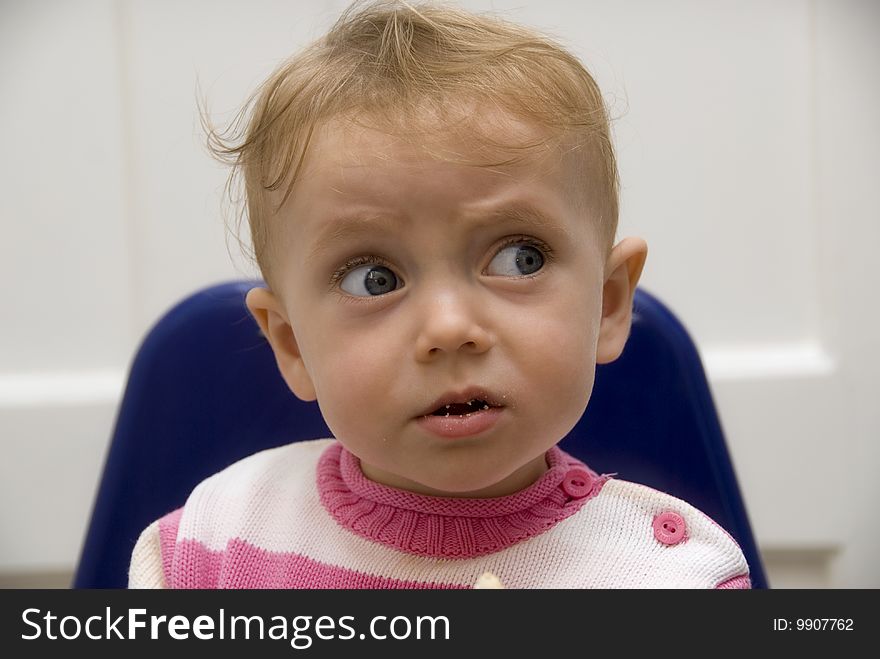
[702,340,835,381]
[0,370,125,407]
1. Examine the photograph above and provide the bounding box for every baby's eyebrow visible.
[308,212,404,263]
[307,202,568,262]
[475,203,567,235]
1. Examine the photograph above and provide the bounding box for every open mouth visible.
[417,390,506,438]
[430,399,495,416]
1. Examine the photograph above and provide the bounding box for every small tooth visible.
[444,412,450,417]
[482,404,489,410]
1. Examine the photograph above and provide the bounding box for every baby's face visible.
[261,110,608,497]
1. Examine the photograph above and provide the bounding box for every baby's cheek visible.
[315,345,395,426]
[528,319,596,417]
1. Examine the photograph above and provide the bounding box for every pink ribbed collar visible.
[316,441,608,559]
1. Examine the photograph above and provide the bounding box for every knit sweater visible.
[129,438,751,589]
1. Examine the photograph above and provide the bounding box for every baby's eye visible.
[486,242,545,276]
[340,264,402,297]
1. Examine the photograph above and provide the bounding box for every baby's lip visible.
[417,386,506,418]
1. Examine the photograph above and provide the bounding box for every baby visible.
[129,0,750,588]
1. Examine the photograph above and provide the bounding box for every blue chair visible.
[73,280,768,588]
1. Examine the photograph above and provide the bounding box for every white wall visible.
[1,0,877,587]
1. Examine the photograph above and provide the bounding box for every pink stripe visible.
[157,508,183,586]
[173,538,224,588]
[715,574,751,589]
[168,537,470,589]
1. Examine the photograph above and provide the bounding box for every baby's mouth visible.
[417,387,506,419]
[416,388,507,438]
[430,399,494,417]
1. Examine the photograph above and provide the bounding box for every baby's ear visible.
[596,237,648,364]
[245,287,317,402]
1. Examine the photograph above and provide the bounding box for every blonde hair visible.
[205,0,619,290]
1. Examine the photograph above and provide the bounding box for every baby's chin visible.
[347,434,552,497]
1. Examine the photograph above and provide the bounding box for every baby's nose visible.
[413,289,495,361]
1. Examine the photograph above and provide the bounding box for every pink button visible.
[653,511,687,545]
[561,468,594,499]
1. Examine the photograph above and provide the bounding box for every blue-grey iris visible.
[364,266,397,295]
[515,245,543,275]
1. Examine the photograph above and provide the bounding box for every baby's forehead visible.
[299,108,575,183]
